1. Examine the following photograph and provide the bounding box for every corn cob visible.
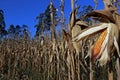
[92,29,107,61]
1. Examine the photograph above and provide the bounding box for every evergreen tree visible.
[0,10,7,39]
[0,10,5,27]
[8,24,15,38]
[8,24,30,39]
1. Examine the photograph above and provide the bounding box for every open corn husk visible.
[73,7,120,66]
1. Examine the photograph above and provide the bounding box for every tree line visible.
[0,3,93,40]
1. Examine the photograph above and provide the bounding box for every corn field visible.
[0,0,120,80]
[0,34,118,80]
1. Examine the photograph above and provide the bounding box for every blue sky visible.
[0,0,104,37]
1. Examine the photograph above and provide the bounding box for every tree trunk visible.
[50,2,56,51]
[60,0,65,29]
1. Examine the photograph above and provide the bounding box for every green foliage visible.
[7,24,30,39]
[8,24,15,34]
[0,10,5,26]
[0,10,7,39]
[35,4,58,36]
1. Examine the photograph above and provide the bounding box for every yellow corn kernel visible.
[92,29,107,60]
